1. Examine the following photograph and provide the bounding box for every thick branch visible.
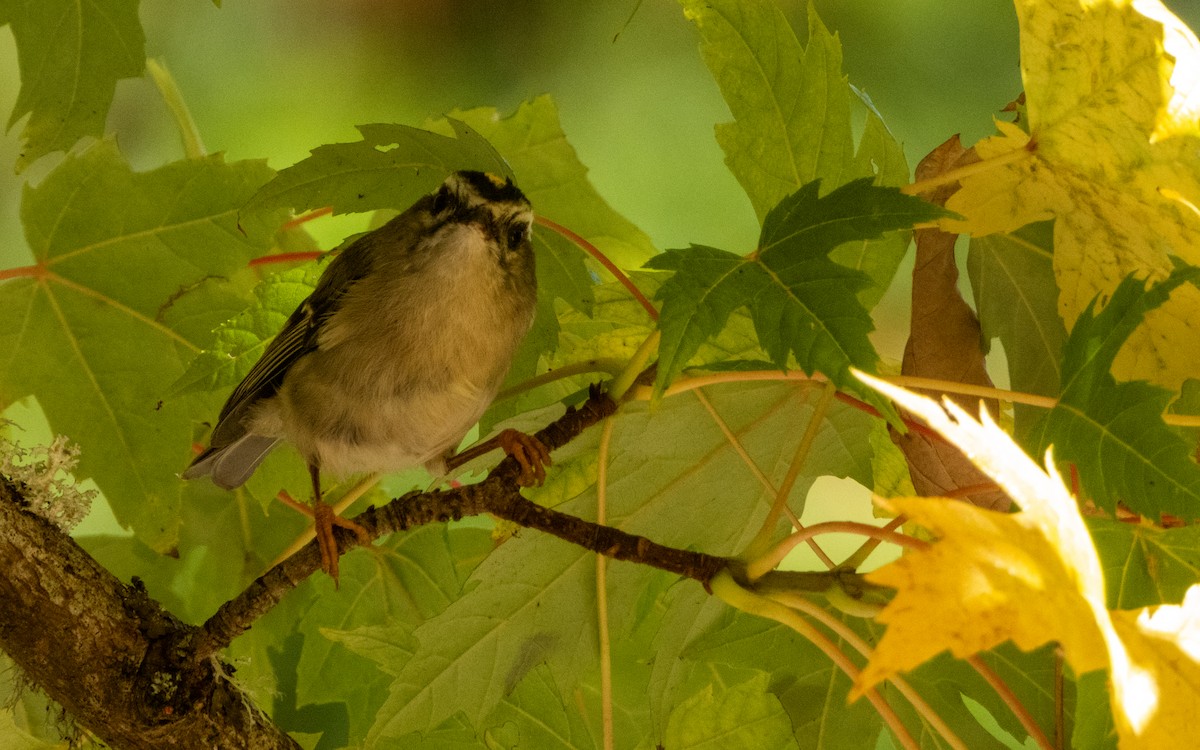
[0,477,298,749]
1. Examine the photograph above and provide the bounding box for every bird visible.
[183,170,550,582]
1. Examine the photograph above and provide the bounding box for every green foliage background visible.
[2,1,1200,749]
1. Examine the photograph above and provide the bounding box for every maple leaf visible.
[0,140,282,550]
[647,179,947,415]
[678,0,911,308]
[942,0,1200,388]
[241,118,511,219]
[2,0,144,171]
[1029,268,1200,520]
[854,373,1200,747]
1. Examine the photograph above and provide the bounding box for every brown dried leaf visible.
[892,135,1011,511]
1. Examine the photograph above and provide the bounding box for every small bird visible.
[184,170,550,581]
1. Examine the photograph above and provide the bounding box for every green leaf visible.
[684,610,882,749]
[0,707,57,750]
[0,653,68,747]
[482,664,596,749]
[171,264,321,400]
[1089,517,1200,609]
[967,221,1064,443]
[2,0,145,171]
[1072,671,1118,750]
[362,662,598,749]
[0,720,51,750]
[443,96,658,269]
[647,179,946,413]
[681,0,850,218]
[678,0,912,307]
[664,672,799,750]
[79,533,187,612]
[365,534,598,740]
[297,524,492,739]
[866,419,914,501]
[647,586,732,738]
[482,274,658,435]
[364,381,874,740]
[0,141,281,550]
[1030,267,1200,518]
[175,480,317,620]
[686,608,1062,750]
[833,103,912,309]
[242,118,511,219]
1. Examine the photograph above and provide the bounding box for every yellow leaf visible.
[859,495,1110,681]
[1108,587,1200,746]
[942,0,1200,388]
[853,373,1200,745]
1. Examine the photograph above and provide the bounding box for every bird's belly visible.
[278,375,492,478]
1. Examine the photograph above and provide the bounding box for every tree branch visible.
[1,384,855,747]
[194,386,727,661]
[0,477,298,749]
[0,385,728,746]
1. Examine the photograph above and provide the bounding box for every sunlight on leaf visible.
[943,0,1200,388]
[854,373,1200,746]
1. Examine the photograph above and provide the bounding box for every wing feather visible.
[188,234,378,470]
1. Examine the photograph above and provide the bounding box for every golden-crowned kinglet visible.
[184,170,547,580]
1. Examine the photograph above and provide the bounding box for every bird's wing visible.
[201,235,378,453]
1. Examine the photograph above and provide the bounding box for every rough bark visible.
[0,476,298,749]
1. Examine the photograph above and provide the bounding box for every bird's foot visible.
[498,429,552,487]
[312,498,372,585]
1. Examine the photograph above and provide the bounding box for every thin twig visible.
[840,514,907,570]
[967,655,1054,750]
[535,215,659,321]
[193,388,725,661]
[596,417,616,750]
[748,521,926,582]
[900,146,1033,196]
[768,590,968,750]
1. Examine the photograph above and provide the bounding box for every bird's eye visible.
[507,222,529,248]
[432,185,453,215]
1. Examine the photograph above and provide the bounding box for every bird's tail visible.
[182,435,280,490]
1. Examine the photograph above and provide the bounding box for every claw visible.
[498,429,552,487]
[312,498,372,585]
[313,498,340,581]
[308,464,372,586]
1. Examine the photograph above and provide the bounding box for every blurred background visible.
[1,0,1197,541]
[5,0,1198,265]
[0,0,1030,259]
